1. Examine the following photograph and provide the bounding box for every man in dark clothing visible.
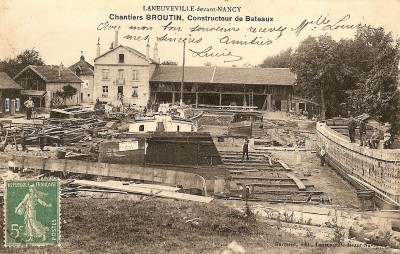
[242,138,249,161]
[348,116,357,143]
[359,120,367,146]
[38,127,46,151]
[24,97,34,120]
[20,129,28,152]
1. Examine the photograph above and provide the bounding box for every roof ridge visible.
[94,44,156,64]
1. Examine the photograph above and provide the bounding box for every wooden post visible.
[195,92,198,108]
[243,85,247,107]
[180,41,186,106]
[219,85,222,106]
[172,83,175,105]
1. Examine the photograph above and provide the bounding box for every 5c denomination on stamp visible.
[4,179,60,247]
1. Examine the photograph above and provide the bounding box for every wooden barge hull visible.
[316,122,400,209]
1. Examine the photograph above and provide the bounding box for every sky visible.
[0,0,399,67]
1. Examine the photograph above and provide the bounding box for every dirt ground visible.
[269,150,359,207]
[0,197,393,254]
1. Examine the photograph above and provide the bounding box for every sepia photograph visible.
[0,0,399,253]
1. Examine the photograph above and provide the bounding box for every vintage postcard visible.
[4,179,60,246]
[0,0,399,253]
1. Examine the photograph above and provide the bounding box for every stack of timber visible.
[62,180,213,203]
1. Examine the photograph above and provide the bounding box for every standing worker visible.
[24,97,34,120]
[38,127,46,151]
[383,131,392,149]
[242,138,249,161]
[320,146,326,166]
[20,128,28,152]
[359,119,367,146]
[348,115,357,143]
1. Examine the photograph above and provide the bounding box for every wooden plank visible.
[71,180,213,203]
[73,180,180,192]
[254,190,324,195]
[255,147,306,152]
[277,160,291,170]
[232,176,307,181]
[285,173,307,190]
[235,182,314,188]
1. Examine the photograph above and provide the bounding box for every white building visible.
[93,31,158,109]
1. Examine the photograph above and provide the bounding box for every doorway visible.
[275,100,281,111]
[118,86,124,100]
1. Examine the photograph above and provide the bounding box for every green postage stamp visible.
[4,179,60,246]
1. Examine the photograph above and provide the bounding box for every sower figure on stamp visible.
[242,138,249,161]
[359,119,367,146]
[24,97,34,120]
[15,184,52,242]
[348,115,357,143]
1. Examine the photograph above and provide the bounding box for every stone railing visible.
[316,122,400,204]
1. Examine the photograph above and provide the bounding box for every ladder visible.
[248,89,254,109]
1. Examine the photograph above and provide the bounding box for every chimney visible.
[97,38,101,57]
[153,43,159,63]
[146,39,150,58]
[114,30,119,48]
[59,62,64,79]
[80,51,85,61]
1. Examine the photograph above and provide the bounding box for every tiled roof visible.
[15,65,83,83]
[150,66,215,83]
[150,66,296,85]
[0,72,24,90]
[69,58,94,76]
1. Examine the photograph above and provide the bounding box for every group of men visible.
[348,116,392,149]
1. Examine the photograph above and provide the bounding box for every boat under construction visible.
[316,118,400,209]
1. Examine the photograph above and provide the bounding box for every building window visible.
[87,94,90,97]
[177,125,180,132]
[139,125,144,132]
[118,69,124,79]
[15,98,20,112]
[5,98,10,112]
[75,67,81,76]
[132,86,138,98]
[102,86,109,93]
[83,80,89,88]
[119,54,124,63]
[102,69,109,80]
[132,70,139,80]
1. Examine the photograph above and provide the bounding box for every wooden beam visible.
[285,173,307,190]
[236,182,314,188]
[277,160,291,170]
[232,176,307,181]
[71,180,213,203]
